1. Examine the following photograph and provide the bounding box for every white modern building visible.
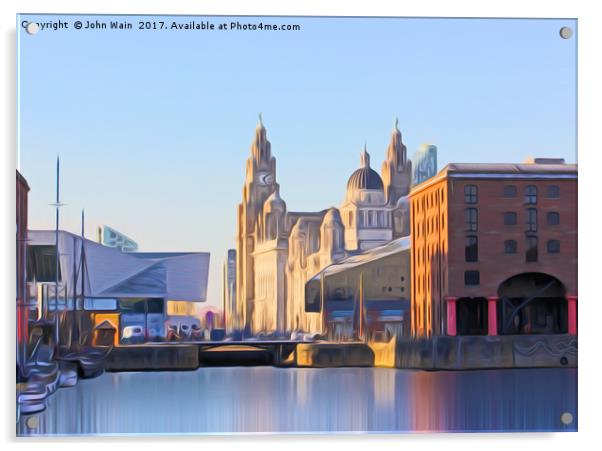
[27,230,209,342]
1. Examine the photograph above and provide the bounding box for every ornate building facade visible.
[236,116,413,335]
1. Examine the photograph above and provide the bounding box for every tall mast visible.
[54,156,60,346]
[79,209,86,347]
[359,272,364,342]
[320,271,326,339]
[71,235,77,348]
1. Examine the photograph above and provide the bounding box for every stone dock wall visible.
[102,335,577,371]
[371,334,577,370]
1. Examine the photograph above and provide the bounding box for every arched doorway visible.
[497,272,567,334]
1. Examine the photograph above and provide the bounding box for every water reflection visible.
[17,367,577,435]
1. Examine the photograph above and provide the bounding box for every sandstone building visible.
[235,117,414,335]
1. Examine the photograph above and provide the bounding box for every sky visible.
[17,15,577,307]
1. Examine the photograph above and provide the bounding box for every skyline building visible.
[412,144,438,186]
[97,225,139,252]
[222,249,238,331]
[235,116,414,335]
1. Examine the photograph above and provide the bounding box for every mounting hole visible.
[560,356,568,366]
[559,27,573,39]
[25,22,39,35]
[560,412,573,425]
[26,416,39,429]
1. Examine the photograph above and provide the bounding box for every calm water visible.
[17,367,577,435]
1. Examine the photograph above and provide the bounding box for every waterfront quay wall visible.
[101,335,577,371]
[105,345,199,371]
[296,343,374,367]
[371,334,577,370]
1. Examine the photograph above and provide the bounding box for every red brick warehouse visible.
[409,158,577,338]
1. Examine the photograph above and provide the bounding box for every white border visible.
[2,1,600,450]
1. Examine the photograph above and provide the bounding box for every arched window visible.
[525,185,537,204]
[464,185,478,204]
[526,208,537,232]
[465,236,478,262]
[547,212,560,226]
[465,208,478,232]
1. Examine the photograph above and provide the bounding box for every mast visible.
[71,235,77,348]
[222,260,227,331]
[359,272,364,342]
[53,156,60,346]
[81,209,85,302]
[79,209,86,347]
[320,271,326,339]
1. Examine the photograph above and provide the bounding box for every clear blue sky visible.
[17,15,577,306]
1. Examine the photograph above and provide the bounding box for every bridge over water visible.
[105,340,314,370]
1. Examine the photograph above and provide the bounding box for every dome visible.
[346,148,384,191]
[347,167,384,191]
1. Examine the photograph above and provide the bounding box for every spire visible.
[387,117,406,166]
[382,117,411,203]
[360,144,370,168]
[251,113,271,166]
[391,116,402,141]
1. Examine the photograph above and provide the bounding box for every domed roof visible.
[346,147,384,191]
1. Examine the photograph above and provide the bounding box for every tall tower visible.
[222,249,237,332]
[412,144,438,186]
[382,118,412,205]
[236,114,280,333]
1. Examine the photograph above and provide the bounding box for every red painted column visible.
[447,297,457,336]
[488,297,498,336]
[567,295,578,335]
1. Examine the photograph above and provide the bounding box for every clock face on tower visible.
[256,171,275,185]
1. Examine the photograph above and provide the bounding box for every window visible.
[547,240,560,253]
[465,208,478,232]
[526,208,537,232]
[524,185,537,204]
[547,212,560,226]
[504,212,517,226]
[504,240,517,254]
[465,236,478,262]
[504,185,517,198]
[83,298,118,311]
[526,236,538,262]
[464,270,480,285]
[546,185,560,198]
[464,185,478,204]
